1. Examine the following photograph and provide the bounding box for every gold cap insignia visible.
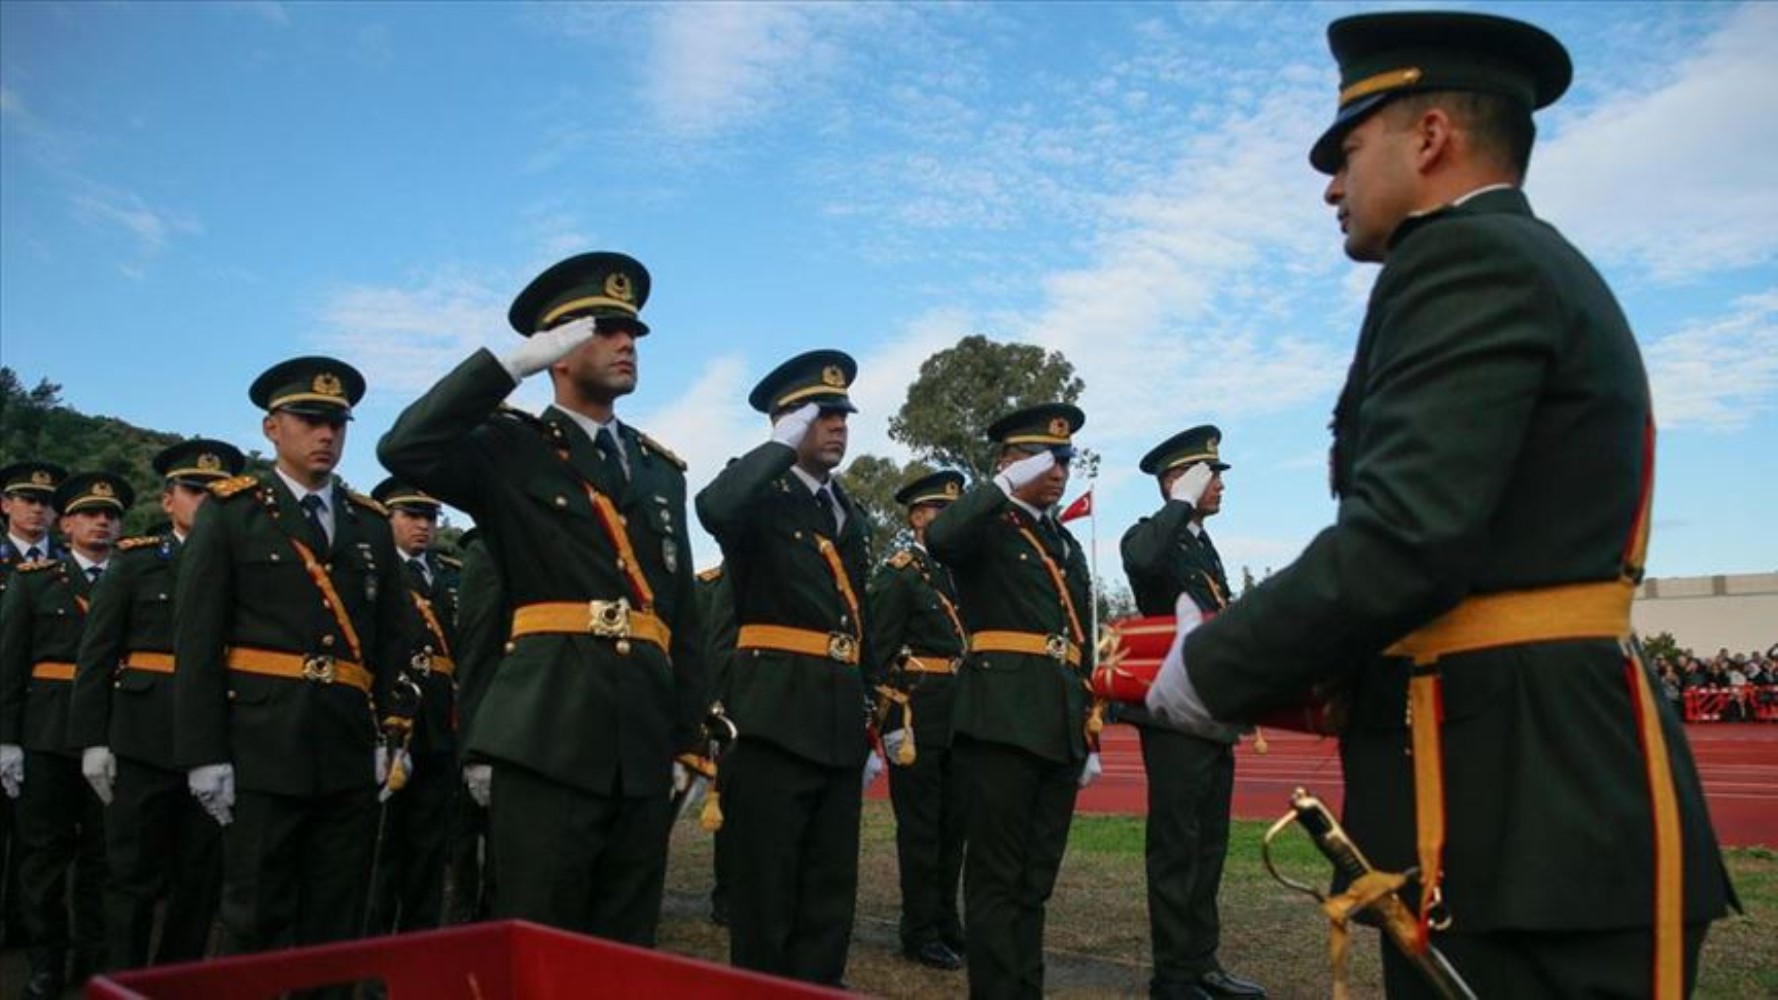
[313,372,344,397]
[30,470,52,486]
[821,365,846,388]
[944,480,961,497]
[1206,437,1219,456]
[1049,417,1071,439]
[604,272,634,303]
[197,453,222,471]
[93,481,115,498]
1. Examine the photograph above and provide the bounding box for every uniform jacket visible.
[379,349,706,798]
[1182,188,1732,932]
[450,534,507,758]
[1,536,65,610]
[865,545,966,750]
[694,441,873,769]
[69,532,185,767]
[173,476,407,797]
[927,484,1093,765]
[389,550,461,757]
[1119,501,1239,742]
[694,565,738,711]
[1,554,97,754]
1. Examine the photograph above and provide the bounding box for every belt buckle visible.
[409,649,434,677]
[302,654,337,684]
[827,633,858,664]
[588,597,632,638]
[1044,634,1069,662]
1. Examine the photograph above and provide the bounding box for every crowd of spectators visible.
[1653,643,1778,721]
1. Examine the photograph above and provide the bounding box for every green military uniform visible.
[865,471,968,966]
[925,404,1094,1000]
[444,528,499,924]
[693,562,736,927]
[1121,428,1264,1000]
[694,350,873,985]
[1185,13,1734,997]
[174,357,407,956]
[1,471,132,995]
[364,479,462,934]
[0,460,67,953]
[378,252,705,945]
[69,441,241,969]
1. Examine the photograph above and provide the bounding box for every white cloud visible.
[1644,289,1778,431]
[68,185,201,265]
[643,3,843,138]
[313,274,510,396]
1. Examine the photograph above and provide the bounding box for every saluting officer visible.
[174,357,409,956]
[694,350,874,986]
[69,441,243,970]
[925,404,1098,1000]
[2,470,133,997]
[365,478,461,934]
[1120,427,1264,1000]
[866,470,969,972]
[378,252,706,945]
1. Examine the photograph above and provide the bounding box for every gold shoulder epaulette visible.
[638,431,688,471]
[696,565,724,583]
[117,535,161,551]
[888,550,914,569]
[436,554,462,569]
[210,474,258,499]
[346,491,388,517]
[16,559,58,573]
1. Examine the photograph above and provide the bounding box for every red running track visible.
[1072,723,1778,848]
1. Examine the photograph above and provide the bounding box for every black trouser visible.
[444,780,491,924]
[489,762,672,945]
[17,750,106,974]
[366,751,454,934]
[722,737,861,985]
[1,793,24,947]
[105,756,221,968]
[887,740,965,952]
[954,736,1081,1000]
[1138,726,1235,991]
[1381,922,1709,998]
[218,786,378,955]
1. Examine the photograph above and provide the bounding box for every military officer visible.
[1,460,66,951]
[2,470,132,997]
[364,478,462,934]
[378,251,706,945]
[443,527,498,924]
[693,561,736,928]
[1160,12,1734,996]
[694,350,874,985]
[69,441,242,970]
[866,470,969,972]
[174,357,409,957]
[1120,427,1264,1000]
[925,404,1097,1000]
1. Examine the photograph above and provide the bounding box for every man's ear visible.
[1413,106,1455,172]
[261,413,278,443]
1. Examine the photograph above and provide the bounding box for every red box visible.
[87,920,846,999]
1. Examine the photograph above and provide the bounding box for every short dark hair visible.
[1385,90,1537,180]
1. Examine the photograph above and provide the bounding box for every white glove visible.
[82,746,117,806]
[881,728,908,765]
[1078,752,1103,789]
[1144,595,1224,735]
[377,748,414,803]
[464,763,492,808]
[770,402,821,450]
[1168,462,1215,506]
[0,744,23,799]
[672,761,692,795]
[993,450,1057,495]
[862,750,886,790]
[498,316,599,381]
[188,763,235,827]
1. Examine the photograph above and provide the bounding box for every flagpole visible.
[1088,469,1099,643]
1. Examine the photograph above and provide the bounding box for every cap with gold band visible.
[249,356,365,419]
[370,476,442,515]
[987,402,1084,459]
[1308,11,1572,174]
[894,470,965,509]
[749,349,858,415]
[54,471,136,515]
[0,460,68,499]
[153,439,245,487]
[1139,425,1230,477]
[509,251,651,337]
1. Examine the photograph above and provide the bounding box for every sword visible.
[1263,787,1476,1000]
[671,703,738,825]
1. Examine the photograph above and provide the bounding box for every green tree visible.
[1641,631,1688,663]
[840,454,935,564]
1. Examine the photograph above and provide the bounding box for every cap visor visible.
[1309,92,1393,173]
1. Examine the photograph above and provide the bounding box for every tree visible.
[1641,631,1688,663]
[840,454,935,563]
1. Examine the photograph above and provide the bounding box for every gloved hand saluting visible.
[82,746,117,805]
[189,763,235,826]
[994,450,1056,495]
[1168,462,1214,506]
[499,316,599,381]
[770,402,821,450]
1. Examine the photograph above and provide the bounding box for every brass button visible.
[555,496,568,507]
[321,635,336,648]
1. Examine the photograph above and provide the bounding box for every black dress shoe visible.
[904,940,964,971]
[1197,969,1267,997]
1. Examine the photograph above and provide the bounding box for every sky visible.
[2,0,1774,587]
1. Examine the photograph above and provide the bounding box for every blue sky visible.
[3,0,1774,584]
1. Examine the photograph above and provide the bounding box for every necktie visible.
[86,565,103,584]
[816,485,842,536]
[299,494,330,551]
[595,427,627,493]
[24,546,40,561]
[407,557,432,591]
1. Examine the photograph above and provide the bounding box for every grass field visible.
[658,802,1778,998]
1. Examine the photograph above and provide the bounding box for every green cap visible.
[1139,425,1229,476]
[749,349,858,415]
[1309,11,1572,173]
[987,403,1085,459]
[153,439,245,487]
[371,476,442,514]
[509,251,651,336]
[54,471,136,515]
[249,356,366,419]
[0,460,67,498]
[894,470,966,508]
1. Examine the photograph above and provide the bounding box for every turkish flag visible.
[1058,489,1093,523]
